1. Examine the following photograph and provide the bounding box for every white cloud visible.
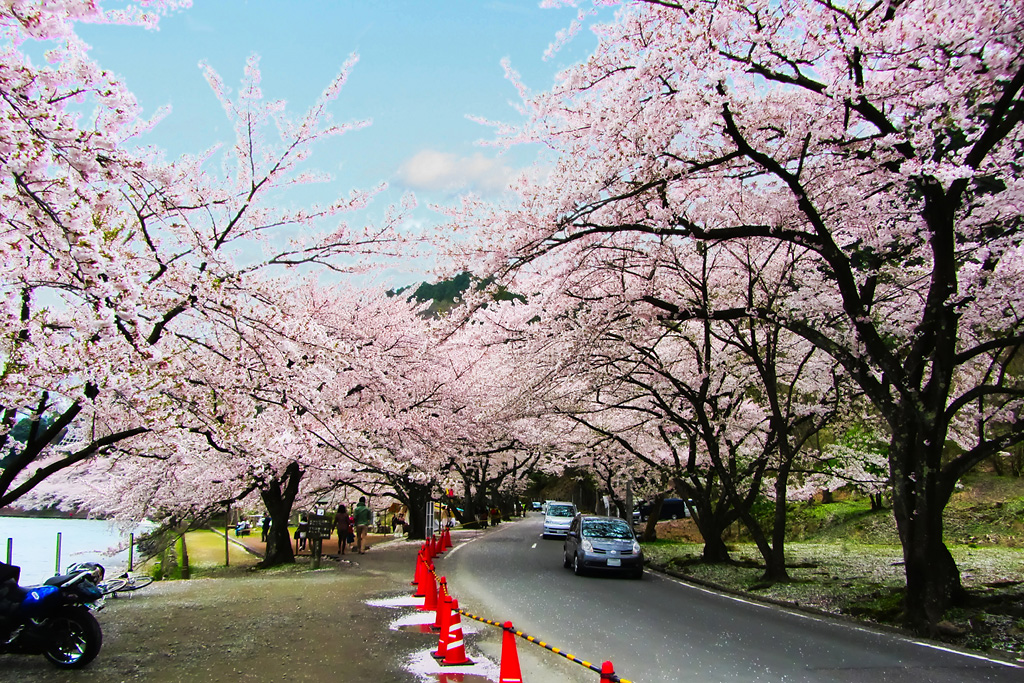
[395,149,517,196]
[398,217,430,235]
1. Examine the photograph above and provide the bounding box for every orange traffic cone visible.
[600,661,616,681]
[432,533,442,556]
[414,560,434,598]
[499,621,522,683]
[411,550,425,587]
[442,527,452,550]
[419,567,438,612]
[440,599,473,666]
[431,578,450,629]
[431,594,454,659]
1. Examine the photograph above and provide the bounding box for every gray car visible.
[563,514,644,579]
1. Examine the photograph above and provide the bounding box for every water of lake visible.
[0,516,151,585]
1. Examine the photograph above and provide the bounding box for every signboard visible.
[307,513,333,540]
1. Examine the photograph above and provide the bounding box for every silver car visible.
[542,501,577,538]
[563,514,644,579]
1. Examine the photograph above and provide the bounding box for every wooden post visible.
[225,503,231,567]
[178,534,190,580]
[311,537,322,569]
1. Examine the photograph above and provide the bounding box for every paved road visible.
[438,513,1022,683]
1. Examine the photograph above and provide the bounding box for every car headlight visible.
[582,539,593,552]
[632,540,641,554]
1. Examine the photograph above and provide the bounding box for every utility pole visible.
[626,479,634,526]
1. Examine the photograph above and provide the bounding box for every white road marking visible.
[656,573,1022,668]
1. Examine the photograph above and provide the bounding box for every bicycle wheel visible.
[98,578,128,595]
[118,575,154,592]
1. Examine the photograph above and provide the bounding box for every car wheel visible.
[563,549,571,568]
[572,553,585,576]
[631,567,644,580]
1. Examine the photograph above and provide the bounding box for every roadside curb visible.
[645,560,1024,667]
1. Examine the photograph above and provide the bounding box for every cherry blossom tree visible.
[21,278,378,566]
[0,0,193,508]
[1,1,409,521]
[460,0,1024,628]
[710,240,848,579]
[296,286,562,538]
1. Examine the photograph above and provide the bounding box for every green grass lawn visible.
[134,529,259,579]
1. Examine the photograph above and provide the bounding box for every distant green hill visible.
[390,272,526,317]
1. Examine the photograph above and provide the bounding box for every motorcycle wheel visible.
[42,607,102,669]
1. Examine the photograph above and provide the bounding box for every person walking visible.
[353,497,372,554]
[335,504,353,554]
[295,513,309,552]
[261,514,271,543]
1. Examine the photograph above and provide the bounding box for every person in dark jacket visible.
[335,504,353,554]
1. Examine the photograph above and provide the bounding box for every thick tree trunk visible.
[404,483,432,541]
[890,423,965,630]
[700,533,732,563]
[761,470,791,582]
[739,505,787,581]
[258,462,303,568]
[640,495,664,542]
[690,502,733,563]
[455,470,489,526]
[903,533,963,629]
[675,481,734,563]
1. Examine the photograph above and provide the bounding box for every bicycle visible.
[97,577,128,595]
[99,572,154,597]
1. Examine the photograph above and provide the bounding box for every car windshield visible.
[548,505,574,517]
[582,520,632,539]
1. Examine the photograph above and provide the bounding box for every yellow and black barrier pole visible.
[457,608,633,683]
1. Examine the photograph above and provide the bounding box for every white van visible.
[542,501,577,538]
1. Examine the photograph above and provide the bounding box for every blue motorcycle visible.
[0,561,105,668]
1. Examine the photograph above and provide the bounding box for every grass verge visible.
[642,538,1024,662]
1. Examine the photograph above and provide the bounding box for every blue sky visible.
[73,1,609,285]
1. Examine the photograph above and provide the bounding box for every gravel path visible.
[0,540,436,683]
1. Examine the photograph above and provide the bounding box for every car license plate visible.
[607,558,621,567]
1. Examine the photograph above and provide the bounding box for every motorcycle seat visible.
[43,572,83,587]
